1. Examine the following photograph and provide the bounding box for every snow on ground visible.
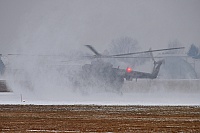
[0,91,199,105]
[0,79,200,105]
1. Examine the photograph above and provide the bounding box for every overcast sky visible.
[0,0,200,54]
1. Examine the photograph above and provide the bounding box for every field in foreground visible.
[0,105,200,132]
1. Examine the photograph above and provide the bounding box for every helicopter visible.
[73,45,184,91]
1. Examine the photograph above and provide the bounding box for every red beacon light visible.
[126,67,132,73]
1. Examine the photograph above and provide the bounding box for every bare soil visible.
[0,105,200,132]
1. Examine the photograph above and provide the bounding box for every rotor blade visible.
[112,47,185,57]
[6,54,67,57]
[110,55,188,58]
[85,45,101,56]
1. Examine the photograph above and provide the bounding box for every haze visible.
[0,0,200,105]
[0,0,200,54]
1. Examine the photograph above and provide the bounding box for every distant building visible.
[0,56,5,76]
[0,56,9,92]
[159,57,197,79]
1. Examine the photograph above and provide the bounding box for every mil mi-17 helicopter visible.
[74,45,184,91]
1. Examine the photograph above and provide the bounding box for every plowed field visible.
[0,105,200,132]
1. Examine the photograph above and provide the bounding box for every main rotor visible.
[85,45,185,59]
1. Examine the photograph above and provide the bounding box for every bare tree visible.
[188,44,199,58]
[109,36,139,54]
[167,40,184,54]
[108,37,149,66]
